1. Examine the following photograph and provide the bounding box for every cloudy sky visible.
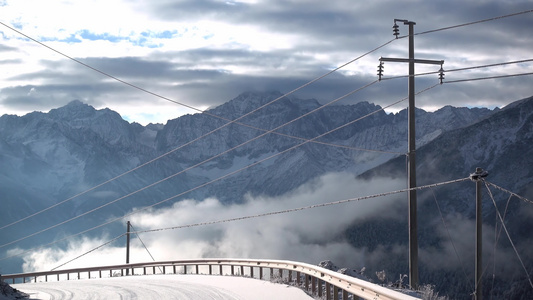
[0,0,532,125]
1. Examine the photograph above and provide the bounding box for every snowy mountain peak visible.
[48,100,96,120]
[208,91,322,119]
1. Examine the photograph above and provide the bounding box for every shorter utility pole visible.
[126,221,131,275]
[470,167,488,300]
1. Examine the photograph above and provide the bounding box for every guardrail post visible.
[209,265,212,275]
[240,266,244,276]
[311,277,316,295]
[250,267,254,278]
[288,270,292,282]
[318,279,322,297]
[184,265,187,274]
[296,271,301,285]
[342,289,348,300]
[325,282,331,300]
[219,265,223,275]
[259,267,263,279]
[231,265,235,275]
[195,265,199,274]
[334,285,339,300]
[305,274,309,290]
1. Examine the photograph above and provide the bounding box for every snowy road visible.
[13,274,314,300]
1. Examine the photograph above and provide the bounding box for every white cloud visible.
[20,173,406,272]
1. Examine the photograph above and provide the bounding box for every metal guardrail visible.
[1,258,419,300]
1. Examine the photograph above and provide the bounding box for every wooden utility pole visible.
[379,19,444,290]
[470,167,488,300]
[126,221,131,275]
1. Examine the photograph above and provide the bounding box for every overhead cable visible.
[429,189,473,291]
[485,181,533,205]
[444,72,533,84]
[132,177,471,234]
[50,233,125,271]
[444,59,533,73]
[396,9,533,39]
[484,181,533,290]
[130,223,162,273]
[490,193,513,297]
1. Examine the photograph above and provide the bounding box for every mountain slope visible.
[357,95,533,299]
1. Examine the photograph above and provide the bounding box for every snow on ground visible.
[11,274,314,300]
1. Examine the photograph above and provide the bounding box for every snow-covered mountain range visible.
[1,91,532,299]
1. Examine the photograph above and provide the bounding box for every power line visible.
[429,189,473,292]
[50,233,125,271]
[444,72,533,84]
[132,177,470,234]
[445,59,533,73]
[0,30,398,231]
[130,223,157,263]
[483,180,533,290]
[490,193,513,298]
[396,9,533,38]
[0,80,378,251]
[1,83,436,260]
[485,182,533,205]
[130,223,162,274]
[0,173,464,263]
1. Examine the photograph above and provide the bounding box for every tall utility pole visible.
[126,221,131,275]
[378,19,444,290]
[470,168,488,300]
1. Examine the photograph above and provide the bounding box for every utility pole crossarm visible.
[379,57,444,65]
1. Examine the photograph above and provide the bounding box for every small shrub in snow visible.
[419,284,449,300]
[376,270,387,282]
